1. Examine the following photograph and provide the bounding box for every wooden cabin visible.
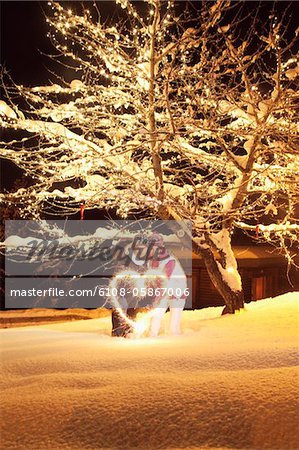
[191,246,299,309]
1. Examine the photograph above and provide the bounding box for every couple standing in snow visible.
[111,233,187,338]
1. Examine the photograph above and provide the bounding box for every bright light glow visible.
[132,318,148,336]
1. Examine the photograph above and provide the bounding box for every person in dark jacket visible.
[110,236,147,337]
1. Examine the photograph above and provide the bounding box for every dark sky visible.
[0,1,154,84]
[1,1,298,85]
[1,2,50,85]
[1,2,79,85]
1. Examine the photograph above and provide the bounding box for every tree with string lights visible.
[1,0,298,313]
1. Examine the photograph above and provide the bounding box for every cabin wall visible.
[191,260,298,309]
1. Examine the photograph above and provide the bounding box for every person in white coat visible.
[145,233,187,337]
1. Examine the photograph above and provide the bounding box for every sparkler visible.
[109,267,168,338]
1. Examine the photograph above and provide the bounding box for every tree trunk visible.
[157,207,244,315]
[192,240,244,314]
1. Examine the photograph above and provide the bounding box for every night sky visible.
[1,2,119,85]
[1,1,297,85]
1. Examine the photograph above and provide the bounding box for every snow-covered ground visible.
[1,292,298,450]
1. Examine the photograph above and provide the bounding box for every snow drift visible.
[1,292,298,450]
